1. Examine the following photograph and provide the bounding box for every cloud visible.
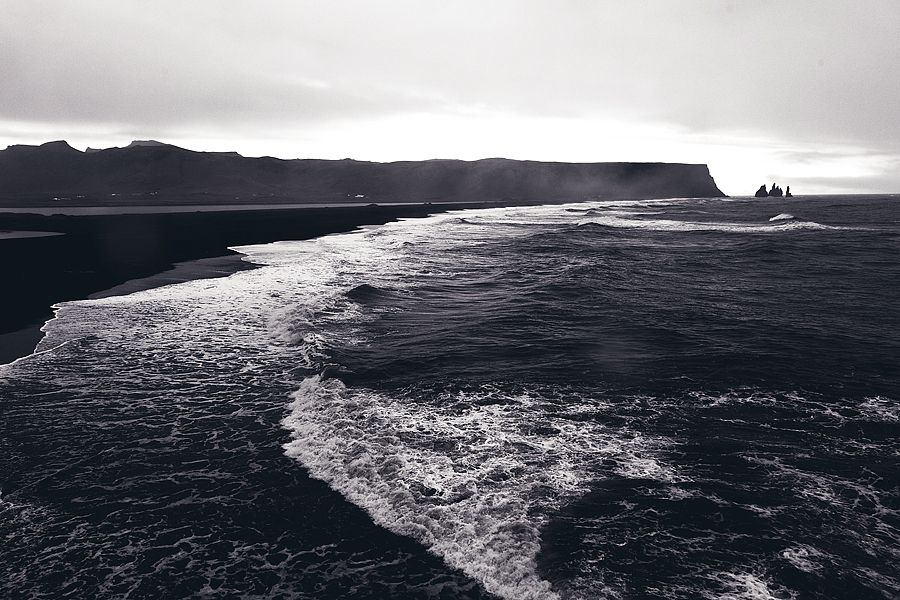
[1,0,898,192]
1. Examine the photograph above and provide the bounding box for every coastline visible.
[0,323,46,365]
[0,200,507,364]
[0,253,256,365]
[87,253,257,300]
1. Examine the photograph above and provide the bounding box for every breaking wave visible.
[282,376,677,600]
[576,212,846,233]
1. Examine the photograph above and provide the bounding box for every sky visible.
[1,0,898,195]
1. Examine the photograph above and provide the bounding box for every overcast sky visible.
[2,0,898,194]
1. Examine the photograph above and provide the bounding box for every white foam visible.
[578,213,843,233]
[282,376,677,600]
[858,396,899,422]
[705,572,796,600]
[768,213,795,222]
[781,545,825,573]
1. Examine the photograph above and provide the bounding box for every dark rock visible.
[785,186,793,197]
[125,139,170,148]
[769,182,783,197]
[755,185,769,197]
[0,140,727,202]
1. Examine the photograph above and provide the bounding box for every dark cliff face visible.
[0,141,726,202]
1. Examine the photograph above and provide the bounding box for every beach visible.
[0,201,505,364]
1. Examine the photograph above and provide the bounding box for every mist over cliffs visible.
[0,141,725,203]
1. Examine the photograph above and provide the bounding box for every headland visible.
[0,140,726,363]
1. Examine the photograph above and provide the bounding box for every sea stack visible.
[753,183,791,197]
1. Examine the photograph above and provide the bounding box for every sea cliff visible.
[0,141,725,204]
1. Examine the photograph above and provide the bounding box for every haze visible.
[2,0,898,195]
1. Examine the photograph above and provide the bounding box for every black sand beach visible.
[0,201,497,363]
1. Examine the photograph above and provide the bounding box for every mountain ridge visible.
[0,140,726,203]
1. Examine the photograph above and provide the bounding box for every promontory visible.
[0,141,725,205]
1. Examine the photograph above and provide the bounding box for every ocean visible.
[1,195,898,599]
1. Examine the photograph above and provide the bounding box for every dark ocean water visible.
[1,195,898,599]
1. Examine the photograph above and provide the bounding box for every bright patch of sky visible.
[2,0,898,195]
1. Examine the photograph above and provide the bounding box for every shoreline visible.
[87,253,258,299]
[0,254,257,365]
[0,200,506,364]
[0,324,46,365]
[0,200,444,216]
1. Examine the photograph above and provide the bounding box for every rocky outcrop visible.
[785,186,792,197]
[0,140,727,203]
[125,140,170,148]
[754,182,789,198]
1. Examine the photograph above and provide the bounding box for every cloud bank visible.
[2,0,898,194]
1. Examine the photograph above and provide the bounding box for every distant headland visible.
[0,140,726,206]
[755,183,792,198]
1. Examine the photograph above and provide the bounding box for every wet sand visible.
[0,230,63,240]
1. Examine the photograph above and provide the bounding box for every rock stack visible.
[754,182,789,197]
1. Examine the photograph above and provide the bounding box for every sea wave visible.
[780,545,827,573]
[282,376,678,600]
[703,572,796,600]
[577,213,846,233]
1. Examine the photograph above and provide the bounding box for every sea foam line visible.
[282,376,679,600]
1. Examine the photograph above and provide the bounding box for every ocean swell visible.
[576,212,845,233]
[282,376,676,600]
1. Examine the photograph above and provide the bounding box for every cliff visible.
[0,141,726,204]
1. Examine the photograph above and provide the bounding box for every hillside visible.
[0,141,725,204]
